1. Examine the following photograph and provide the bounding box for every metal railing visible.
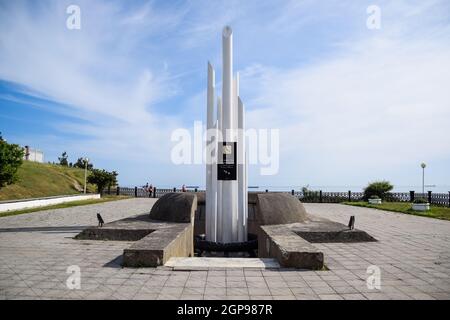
[103,187,450,207]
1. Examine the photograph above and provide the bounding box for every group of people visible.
[143,183,154,196]
[143,183,189,195]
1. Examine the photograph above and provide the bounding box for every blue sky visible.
[1,0,449,191]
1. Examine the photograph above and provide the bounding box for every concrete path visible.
[0,199,449,300]
[165,258,280,270]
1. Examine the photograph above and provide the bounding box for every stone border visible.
[0,194,101,213]
[258,224,324,269]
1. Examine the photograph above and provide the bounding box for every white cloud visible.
[241,31,450,186]
[0,1,186,170]
[1,0,449,189]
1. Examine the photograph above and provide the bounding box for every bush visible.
[58,151,69,166]
[370,195,381,199]
[74,157,93,170]
[87,169,118,193]
[363,180,393,200]
[301,186,321,202]
[0,134,24,189]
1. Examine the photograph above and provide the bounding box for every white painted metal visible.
[238,97,247,242]
[205,62,215,241]
[216,97,223,240]
[205,26,247,244]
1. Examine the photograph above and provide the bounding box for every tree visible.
[0,134,24,189]
[363,180,393,200]
[110,171,118,188]
[87,169,118,193]
[58,151,69,166]
[74,157,93,170]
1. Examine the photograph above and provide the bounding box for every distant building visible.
[23,146,44,163]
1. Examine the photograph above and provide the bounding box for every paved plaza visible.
[0,198,449,300]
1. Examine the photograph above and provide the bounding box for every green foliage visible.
[301,186,321,202]
[363,180,393,200]
[87,169,118,193]
[58,151,69,166]
[344,201,450,221]
[73,157,93,170]
[370,195,381,199]
[0,134,24,189]
[0,161,96,201]
[413,198,428,204]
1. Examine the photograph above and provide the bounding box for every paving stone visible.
[318,294,344,300]
[0,200,449,300]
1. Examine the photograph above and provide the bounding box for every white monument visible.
[205,26,248,243]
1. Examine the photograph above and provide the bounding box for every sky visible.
[0,0,449,191]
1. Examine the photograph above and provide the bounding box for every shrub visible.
[301,186,321,202]
[370,195,381,199]
[58,151,69,166]
[0,134,24,189]
[363,180,393,200]
[87,169,118,194]
[74,157,93,170]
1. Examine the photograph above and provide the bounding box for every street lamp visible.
[84,157,89,194]
[421,162,426,196]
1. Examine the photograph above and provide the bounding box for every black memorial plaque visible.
[217,142,237,180]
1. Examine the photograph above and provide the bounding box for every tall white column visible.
[210,120,219,242]
[237,97,247,242]
[205,26,247,244]
[216,97,223,241]
[221,26,238,243]
[231,74,240,240]
[206,62,216,241]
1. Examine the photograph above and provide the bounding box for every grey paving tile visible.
[1,200,449,301]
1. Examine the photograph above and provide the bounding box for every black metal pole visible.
[428,191,432,204]
[410,190,415,202]
[319,190,323,203]
[348,190,351,202]
[134,186,137,197]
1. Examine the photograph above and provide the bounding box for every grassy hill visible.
[0,161,96,201]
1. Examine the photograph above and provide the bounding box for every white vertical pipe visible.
[206,62,215,241]
[231,74,239,240]
[216,97,223,241]
[221,25,237,243]
[222,26,233,141]
[244,149,248,238]
[237,96,247,242]
[210,120,219,242]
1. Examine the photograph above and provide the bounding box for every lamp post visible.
[84,157,89,194]
[421,162,426,196]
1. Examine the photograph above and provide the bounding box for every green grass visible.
[0,161,96,201]
[343,201,450,221]
[0,195,130,218]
